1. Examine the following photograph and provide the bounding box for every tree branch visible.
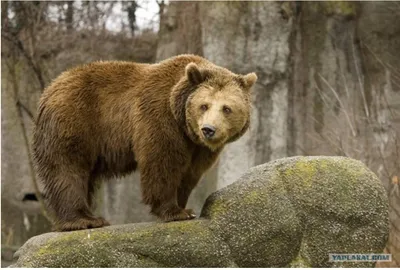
[1,31,45,89]
[16,100,34,121]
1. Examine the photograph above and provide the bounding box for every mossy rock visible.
[11,156,388,268]
[10,220,235,268]
[201,156,389,267]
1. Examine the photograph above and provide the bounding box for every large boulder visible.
[10,156,388,268]
[202,156,389,267]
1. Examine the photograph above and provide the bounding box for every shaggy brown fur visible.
[32,54,257,231]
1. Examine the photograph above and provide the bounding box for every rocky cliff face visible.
[199,2,293,189]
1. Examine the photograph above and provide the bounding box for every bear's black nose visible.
[201,125,216,138]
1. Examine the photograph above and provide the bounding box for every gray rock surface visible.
[11,156,388,268]
[202,156,389,267]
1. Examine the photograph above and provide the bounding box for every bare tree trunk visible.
[1,1,8,29]
[125,1,138,37]
[66,1,74,31]
[2,2,46,89]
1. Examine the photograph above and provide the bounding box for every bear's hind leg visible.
[44,166,109,231]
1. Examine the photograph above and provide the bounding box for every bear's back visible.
[34,61,150,161]
[34,55,217,151]
[33,56,206,170]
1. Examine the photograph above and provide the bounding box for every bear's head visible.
[170,62,257,151]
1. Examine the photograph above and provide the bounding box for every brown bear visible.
[32,54,257,231]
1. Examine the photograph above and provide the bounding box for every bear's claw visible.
[162,208,196,222]
[184,209,196,218]
[54,217,110,232]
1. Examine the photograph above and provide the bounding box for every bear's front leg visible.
[138,142,195,222]
[177,172,202,218]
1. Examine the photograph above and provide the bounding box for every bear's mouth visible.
[200,134,225,149]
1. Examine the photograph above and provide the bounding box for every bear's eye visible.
[200,104,208,111]
[223,106,232,114]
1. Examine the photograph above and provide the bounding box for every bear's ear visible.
[241,72,258,89]
[185,63,204,85]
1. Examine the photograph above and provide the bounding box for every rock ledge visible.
[11,156,389,267]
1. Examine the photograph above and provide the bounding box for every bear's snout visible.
[201,124,216,139]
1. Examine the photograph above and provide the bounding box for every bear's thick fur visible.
[33,54,257,231]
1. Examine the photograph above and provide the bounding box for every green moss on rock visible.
[322,1,357,16]
[308,2,357,17]
[288,255,312,268]
[201,156,388,267]
[281,157,317,188]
